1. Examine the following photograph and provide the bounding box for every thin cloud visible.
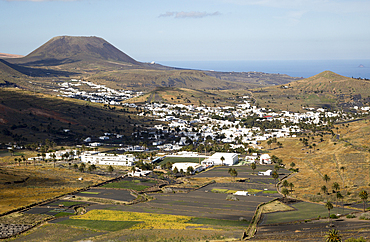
[159,11,221,19]
[223,0,370,13]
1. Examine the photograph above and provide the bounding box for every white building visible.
[81,153,135,166]
[259,154,271,164]
[172,162,204,174]
[128,168,152,177]
[202,152,239,166]
[258,169,272,176]
[234,191,249,196]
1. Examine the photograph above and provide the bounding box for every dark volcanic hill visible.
[8,36,140,66]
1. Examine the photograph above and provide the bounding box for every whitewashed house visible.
[234,191,249,196]
[81,153,135,166]
[258,169,272,176]
[259,154,271,164]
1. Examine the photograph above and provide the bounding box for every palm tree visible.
[321,185,328,195]
[52,153,56,168]
[340,166,345,188]
[220,156,225,166]
[325,229,342,242]
[289,182,294,193]
[267,139,272,149]
[359,190,368,212]
[272,171,279,186]
[251,162,256,174]
[9,148,14,157]
[332,182,340,193]
[282,188,289,198]
[282,180,289,188]
[325,201,334,225]
[228,168,238,182]
[323,174,330,184]
[107,165,114,173]
[336,192,343,214]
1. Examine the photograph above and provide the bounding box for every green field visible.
[54,212,75,218]
[159,157,205,166]
[48,201,86,207]
[263,202,356,225]
[58,219,140,231]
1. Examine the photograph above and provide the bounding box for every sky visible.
[0,0,369,62]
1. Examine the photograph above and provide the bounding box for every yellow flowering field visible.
[71,210,213,230]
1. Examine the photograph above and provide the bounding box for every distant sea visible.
[157,60,370,79]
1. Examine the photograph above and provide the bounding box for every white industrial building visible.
[81,153,135,166]
[201,152,239,166]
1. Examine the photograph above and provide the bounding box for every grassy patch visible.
[54,212,75,218]
[262,190,278,194]
[211,188,237,194]
[49,201,85,207]
[80,191,100,195]
[189,217,249,227]
[58,219,140,231]
[247,189,263,194]
[263,202,356,224]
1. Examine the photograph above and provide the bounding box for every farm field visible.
[101,177,158,191]
[74,188,136,202]
[261,201,357,225]
[0,165,109,215]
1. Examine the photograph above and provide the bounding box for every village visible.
[23,89,367,179]
[55,79,143,105]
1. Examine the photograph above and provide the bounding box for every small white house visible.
[259,154,271,164]
[234,191,249,196]
[128,169,152,177]
[258,169,272,176]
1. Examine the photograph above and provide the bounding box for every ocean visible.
[157,60,370,79]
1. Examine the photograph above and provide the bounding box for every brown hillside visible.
[252,71,370,111]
